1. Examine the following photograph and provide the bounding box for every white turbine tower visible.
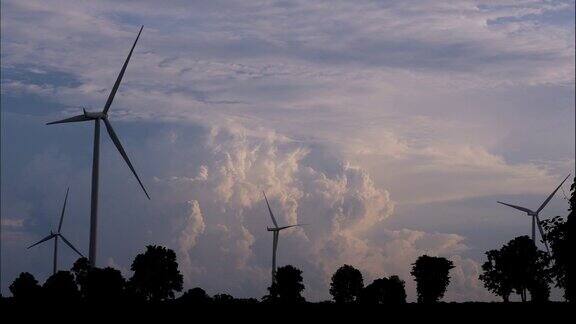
[263,191,305,286]
[47,26,149,267]
[498,173,571,253]
[28,187,84,274]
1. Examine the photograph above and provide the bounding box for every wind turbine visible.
[263,191,306,286]
[498,173,571,253]
[47,26,149,267]
[28,188,84,274]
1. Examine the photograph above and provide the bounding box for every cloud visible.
[178,200,206,284]
[3,0,573,87]
[147,124,491,300]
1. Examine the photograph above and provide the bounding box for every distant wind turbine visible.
[28,188,84,274]
[47,26,149,267]
[263,191,306,286]
[497,173,571,253]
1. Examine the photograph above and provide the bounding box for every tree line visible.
[4,177,574,304]
[5,246,454,305]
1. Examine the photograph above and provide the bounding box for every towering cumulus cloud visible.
[154,124,490,301]
[178,200,205,283]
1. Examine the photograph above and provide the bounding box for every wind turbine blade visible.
[263,191,279,228]
[277,224,308,231]
[536,174,571,214]
[536,216,550,254]
[497,201,533,214]
[27,233,56,249]
[103,118,150,199]
[47,114,91,125]
[57,187,70,233]
[102,25,143,115]
[58,234,85,257]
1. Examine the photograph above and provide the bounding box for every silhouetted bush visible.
[178,287,212,304]
[86,267,127,302]
[360,275,407,304]
[234,297,259,304]
[9,272,42,302]
[213,293,235,304]
[128,245,183,302]
[411,255,454,303]
[329,264,364,304]
[266,265,305,303]
[480,236,551,302]
[43,271,80,302]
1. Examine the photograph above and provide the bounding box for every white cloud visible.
[149,124,492,300]
[178,200,206,285]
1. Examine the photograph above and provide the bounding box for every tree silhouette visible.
[541,176,575,302]
[480,236,551,302]
[71,257,91,299]
[70,257,126,302]
[541,216,568,298]
[266,265,305,303]
[178,287,212,304]
[128,245,183,302]
[360,275,406,304]
[479,250,513,302]
[568,176,576,303]
[85,267,126,302]
[411,255,454,303]
[329,264,364,304]
[528,276,551,302]
[43,271,80,301]
[9,272,41,301]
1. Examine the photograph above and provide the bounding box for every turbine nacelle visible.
[83,109,107,120]
[263,192,306,231]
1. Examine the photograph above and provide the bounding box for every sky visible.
[1,0,574,301]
